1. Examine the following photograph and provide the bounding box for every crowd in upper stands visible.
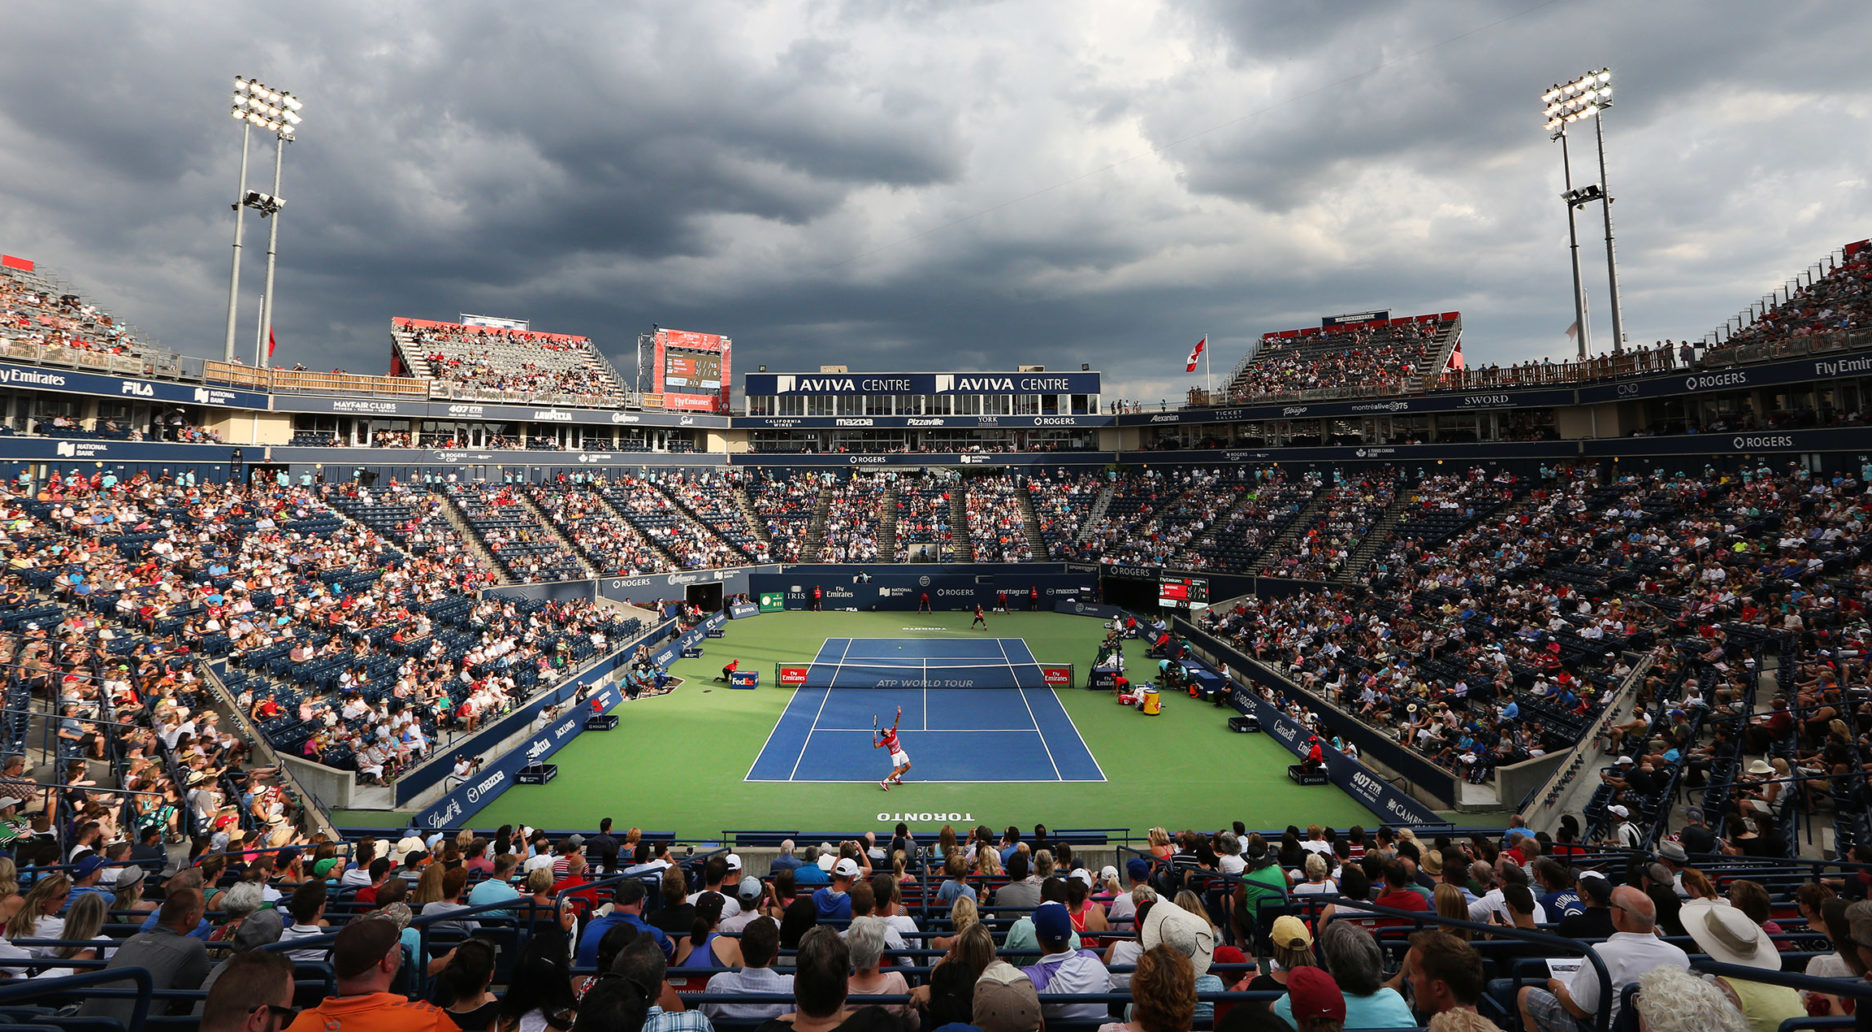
[821,475,888,563]
[0,266,155,361]
[400,322,627,401]
[1224,319,1446,401]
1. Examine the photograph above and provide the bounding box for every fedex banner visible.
[1240,691,1445,827]
[414,681,624,830]
[744,372,1102,396]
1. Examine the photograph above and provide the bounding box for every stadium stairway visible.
[585,484,682,570]
[878,480,902,560]
[731,480,773,551]
[1072,483,1116,547]
[1251,490,1334,574]
[1330,492,1411,584]
[1418,314,1463,391]
[804,490,833,560]
[950,484,974,561]
[436,492,515,584]
[1016,488,1045,556]
[511,490,599,578]
[654,476,764,564]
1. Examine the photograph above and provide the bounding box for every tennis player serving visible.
[874,706,911,790]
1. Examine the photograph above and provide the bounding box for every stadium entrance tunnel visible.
[1100,576,1158,613]
[685,581,724,612]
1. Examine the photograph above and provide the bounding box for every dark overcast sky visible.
[2,0,1867,404]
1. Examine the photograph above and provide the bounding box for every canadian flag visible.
[267,327,277,358]
[1184,337,1206,373]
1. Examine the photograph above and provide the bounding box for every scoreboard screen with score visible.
[1158,576,1210,608]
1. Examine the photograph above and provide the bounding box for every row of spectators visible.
[821,474,889,563]
[19,810,1872,1032]
[0,266,155,360]
[401,322,627,401]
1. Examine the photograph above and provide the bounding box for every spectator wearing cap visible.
[78,888,210,1024]
[1557,872,1616,940]
[1605,805,1642,849]
[1518,886,1687,1032]
[972,959,1043,1032]
[815,857,861,922]
[63,855,114,912]
[1641,863,1684,937]
[1681,897,1802,1032]
[1278,922,1415,1029]
[551,834,585,877]
[1655,841,1691,897]
[704,916,794,1022]
[1108,857,1152,927]
[1005,878,1083,963]
[1282,965,1348,1032]
[578,879,672,968]
[1021,901,1109,1022]
[195,910,285,1017]
[283,916,455,1031]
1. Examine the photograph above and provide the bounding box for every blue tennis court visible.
[799,637,1058,689]
[747,638,1105,783]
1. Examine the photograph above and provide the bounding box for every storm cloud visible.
[1,0,1867,405]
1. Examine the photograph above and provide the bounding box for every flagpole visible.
[1204,333,1212,398]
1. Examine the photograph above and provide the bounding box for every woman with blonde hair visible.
[1434,884,1471,940]
[975,845,1002,879]
[1146,827,1174,862]
[892,850,916,889]
[413,862,449,906]
[4,875,70,946]
[0,858,22,926]
[1034,850,1056,881]
[32,893,107,980]
[930,895,978,952]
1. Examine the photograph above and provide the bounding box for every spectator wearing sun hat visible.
[1681,897,1803,1032]
[1128,898,1222,1025]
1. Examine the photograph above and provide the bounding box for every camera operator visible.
[446,754,484,790]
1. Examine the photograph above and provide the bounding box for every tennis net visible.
[775,659,1074,690]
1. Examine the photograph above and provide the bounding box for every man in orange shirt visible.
[285,918,456,1032]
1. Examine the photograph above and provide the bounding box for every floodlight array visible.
[232,76,305,137]
[1541,69,1611,131]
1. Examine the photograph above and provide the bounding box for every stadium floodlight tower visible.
[223,76,304,368]
[1542,68,1625,358]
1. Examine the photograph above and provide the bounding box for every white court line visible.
[788,655,842,781]
[1028,686,1109,783]
[816,727,1049,733]
[743,682,813,781]
[748,776,1109,783]
[1011,669,1064,781]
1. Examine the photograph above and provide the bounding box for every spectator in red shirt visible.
[552,853,602,917]
[1372,861,1432,927]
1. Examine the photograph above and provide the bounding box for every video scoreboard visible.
[1157,575,1209,610]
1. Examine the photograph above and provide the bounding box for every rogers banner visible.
[654,327,732,414]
